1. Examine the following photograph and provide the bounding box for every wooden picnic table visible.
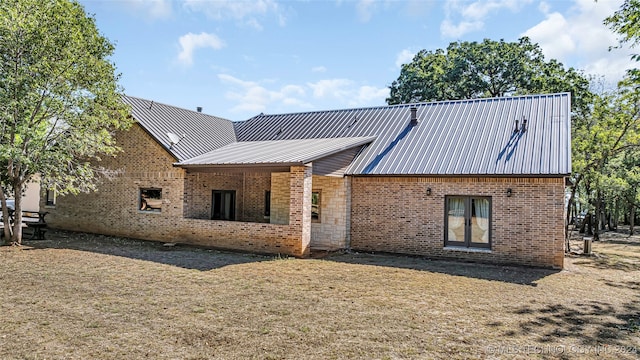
[1,210,49,240]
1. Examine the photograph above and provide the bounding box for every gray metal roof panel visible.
[122,95,237,161]
[235,93,571,176]
[176,137,375,166]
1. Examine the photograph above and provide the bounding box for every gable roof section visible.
[122,95,236,161]
[177,137,374,168]
[234,93,571,176]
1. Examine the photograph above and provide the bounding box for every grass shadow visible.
[507,291,640,349]
[22,229,272,271]
[573,254,640,272]
[324,251,559,286]
[599,239,640,247]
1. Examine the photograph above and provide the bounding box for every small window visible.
[264,191,271,217]
[445,196,491,249]
[311,191,320,222]
[140,188,162,212]
[45,189,56,207]
[212,190,235,220]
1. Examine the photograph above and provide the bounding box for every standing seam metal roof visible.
[176,137,375,166]
[127,93,571,176]
[122,95,237,161]
[234,93,571,176]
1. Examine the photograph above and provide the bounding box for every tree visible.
[605,0,640,55]
[568,77,640,242]
[0,0,132,244]
[387,37,593,116]
[606,0,640,82]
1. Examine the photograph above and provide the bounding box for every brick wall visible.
[183,171,271,222]
[270,172,290,225]
[242,173,272,222]
[310,175,349,250]
[45,124,185,239]
[350,176,565,268]
[288,165,312,256]
[46,124,310,257]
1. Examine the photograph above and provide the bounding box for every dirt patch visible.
[1,229,638,359]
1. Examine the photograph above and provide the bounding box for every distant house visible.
[45,93,570,268]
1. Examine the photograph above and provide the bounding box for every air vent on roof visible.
[197,107,202,113]
[167,132,186,148]
[515,116,527,133]
[410,107,418,126]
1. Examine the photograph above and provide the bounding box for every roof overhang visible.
[174,136,375,169]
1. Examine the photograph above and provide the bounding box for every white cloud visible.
[523,0,634,84]
[350,86,390,107]
[441,0,532,38]
[395,49,416,69]
[217,74,311,114]
[217,74,388,117]
[440,20,484,38]
[312,66,327,73]
[307,79,389,106]
[356,0,376,22]
[177,32,225,66]
[538,1,551,14]
[183,0,283,29]
[523,12,575,60]
[123,0,172,19]
[307,79,354,99]
[440,19,482,38]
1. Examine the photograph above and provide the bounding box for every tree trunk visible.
[0,188,12,243]
[593,194,601,241]
[565,185,578,252]
[611,200,619,231]
[583,213,593,236]
[10,182,23,245]
[631,205,636,236]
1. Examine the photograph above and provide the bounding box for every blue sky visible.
[79,0,636,121]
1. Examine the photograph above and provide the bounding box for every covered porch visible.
[174,137,373,256]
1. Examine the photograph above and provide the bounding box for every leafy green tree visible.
[0,0,132,244]
[605,0,640,58]
[387,37,593,116]
[602,150,640,234]
[569,77,640,242]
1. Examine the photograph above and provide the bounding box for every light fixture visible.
[426,187,432,196]
[506,188,513,197]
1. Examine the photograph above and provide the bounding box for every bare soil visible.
[0,228,638,359]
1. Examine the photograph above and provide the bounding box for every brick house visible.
[45,93,570,268]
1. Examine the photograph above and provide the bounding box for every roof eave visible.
[299,136,376,163]
[174,161,305,169]
[346,173,571,178]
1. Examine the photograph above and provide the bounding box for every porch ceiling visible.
[174,137,375,168]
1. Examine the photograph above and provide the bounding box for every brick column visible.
[289,164,312,257]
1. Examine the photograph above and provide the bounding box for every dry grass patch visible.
[1,230,639,359]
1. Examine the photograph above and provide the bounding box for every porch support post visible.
[289,164,312,257]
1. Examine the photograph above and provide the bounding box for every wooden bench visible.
[0,210,49,240]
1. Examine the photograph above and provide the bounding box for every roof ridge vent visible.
[410,106,418,126]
